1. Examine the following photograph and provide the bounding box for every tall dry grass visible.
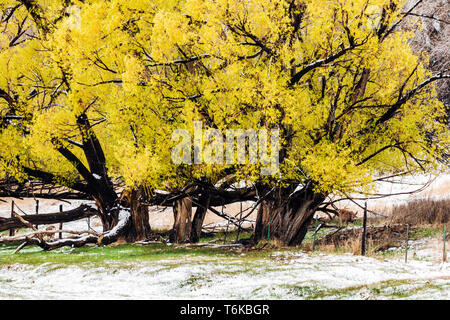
[388,199,450,226]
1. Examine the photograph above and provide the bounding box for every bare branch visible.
[375,73,450,125]
[290,41,366,86]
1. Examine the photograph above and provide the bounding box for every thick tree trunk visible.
[190,192,211,243]
[124,188,152,242]
[76,113,119,232]
[170,195,193,243]
[95,198,118,232]
[253,185,326,246]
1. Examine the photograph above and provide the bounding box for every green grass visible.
[0,223,443,267]
[410,226,442,239]
[198,229,253,243]
[0,238,279,267]
[0,243,238,266]
[286,279,447,299]
[303,226,330,242]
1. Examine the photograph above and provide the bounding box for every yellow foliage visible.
[0,0,447,196]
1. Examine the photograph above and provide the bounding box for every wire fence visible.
[5,199,96,239]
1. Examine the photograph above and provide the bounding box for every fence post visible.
[444,225,447,263]
[59,205,63,239]
[9,201,15,237]
[405,224,409,263]
[235,202,243,243]
[35,199,39,230]
[183,217,188,243]
[361,201,368,256]
[267,215,271,246]
[312,216,318,251]
[224,217,230,244]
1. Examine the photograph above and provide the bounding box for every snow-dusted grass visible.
[0,243,449,299]
[0,173,448,299]
[0,243,248,266]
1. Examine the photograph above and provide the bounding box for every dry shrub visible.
[315,225,411,253]
[389,199,450,226]
[267,238,285,248]
[308,199,449,253]
[254,238,286,249]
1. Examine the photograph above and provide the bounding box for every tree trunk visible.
[190,192,211,243]
[76,113,119,232]
[170,195,193,243]
[253,185,326,246]
[95,196,119,232]
[125,188,152,242]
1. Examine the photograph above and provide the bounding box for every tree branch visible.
[375,73,450,126]
[0,204,98,232]
[18,207,131,250]
[290,42,365,86]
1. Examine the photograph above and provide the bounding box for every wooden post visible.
[312,216,318,251]
[183,217,188,243]
[405,224,409,263]
[35,199,39,230]
[59,204,63,239]
[9,201,15,237]
[361,201,368,256]
[443,225,447,263]
[224,217,230,244]
[235,202,243,243]
[222,204,230,244]
[267,215,271,246]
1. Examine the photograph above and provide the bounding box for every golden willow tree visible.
[0,0,243,247]
[0,0,448,248]
[133,0,449,245]
[0,0,165,246]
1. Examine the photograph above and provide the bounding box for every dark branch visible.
[0,204,98,232]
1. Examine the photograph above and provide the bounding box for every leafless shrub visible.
[389,199,450,225]
[313,225,411,253]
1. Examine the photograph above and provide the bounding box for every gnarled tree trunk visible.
[95,197,118,232]
[124,187,152,242]
[170,195,193,243]
[190,192,211,243]
[253,184,326,246]
[75,113,119,232]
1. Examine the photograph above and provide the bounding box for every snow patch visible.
[1,250,449,299]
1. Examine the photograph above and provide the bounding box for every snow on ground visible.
[386,237,448,264]
[0,173,448,299]
[0,248,449,300]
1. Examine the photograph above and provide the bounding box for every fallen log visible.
[0,204,98,232]
[12,211,38,231]
[20,207,131,251]
[1,228,100,242]
[11,211,43,242]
